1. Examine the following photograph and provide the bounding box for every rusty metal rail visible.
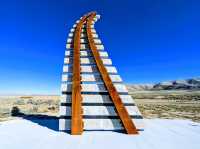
[86,12,138,134]
[71,14,89,135]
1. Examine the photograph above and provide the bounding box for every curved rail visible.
[86,12,138,134]
[71,14,89,135]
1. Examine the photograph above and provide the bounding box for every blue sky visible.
[0,0,199,95]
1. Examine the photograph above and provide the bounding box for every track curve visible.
[86,12,138,134]
[60,12,142,135]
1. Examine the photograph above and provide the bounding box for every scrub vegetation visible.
[133,90,200,122]
[0,90,200,122]
[0,96,59,121]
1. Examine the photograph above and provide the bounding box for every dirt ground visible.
[135,99,200,122]
[0,96,59,122]
[132,90,200,122]
[0,90,200,122]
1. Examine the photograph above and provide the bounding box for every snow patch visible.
[0,119,200,149]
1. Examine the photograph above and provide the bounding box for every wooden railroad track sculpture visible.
[59,12,143,135]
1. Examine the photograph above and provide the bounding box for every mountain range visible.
[127,77,200,91]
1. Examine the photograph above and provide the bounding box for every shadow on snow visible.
[14,112,60,132]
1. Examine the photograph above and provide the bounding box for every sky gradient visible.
[0,0,199,95]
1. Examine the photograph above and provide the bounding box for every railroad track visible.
[59,12,143,135]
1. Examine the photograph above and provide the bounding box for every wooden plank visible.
[79,94,135,104]
[61,83,128,93]
[59,119,143,131]
[80,74,121,82]
[62,74,122,82]
[80,84,128,93]
[64,57,112,65]
[68,33,98,38]
[70,28,96,33]
[60,94,135,104]
[63,65,117,73]
[86,12,138,134]
[67,38,101,44]
[65,50,108,57]
[60,106,141,116]
[66,43,104,50]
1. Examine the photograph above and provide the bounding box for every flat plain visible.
[132,90,200,122]
[0,90,200,122]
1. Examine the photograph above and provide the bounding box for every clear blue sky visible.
[0,0,199,95]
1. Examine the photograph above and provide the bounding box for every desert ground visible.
[0,95,59,122]
[0,90,200,122]
[132,90,200,122]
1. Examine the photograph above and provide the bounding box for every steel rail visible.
[86,12,138,134]
[71,14,90,135]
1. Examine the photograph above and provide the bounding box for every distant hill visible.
[126,84,154,91]
[127,77,200,91]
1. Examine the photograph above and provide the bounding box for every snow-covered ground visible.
[0,118,200,149]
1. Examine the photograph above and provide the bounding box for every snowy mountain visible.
[127,77,200,91]
[153,78,200,90]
